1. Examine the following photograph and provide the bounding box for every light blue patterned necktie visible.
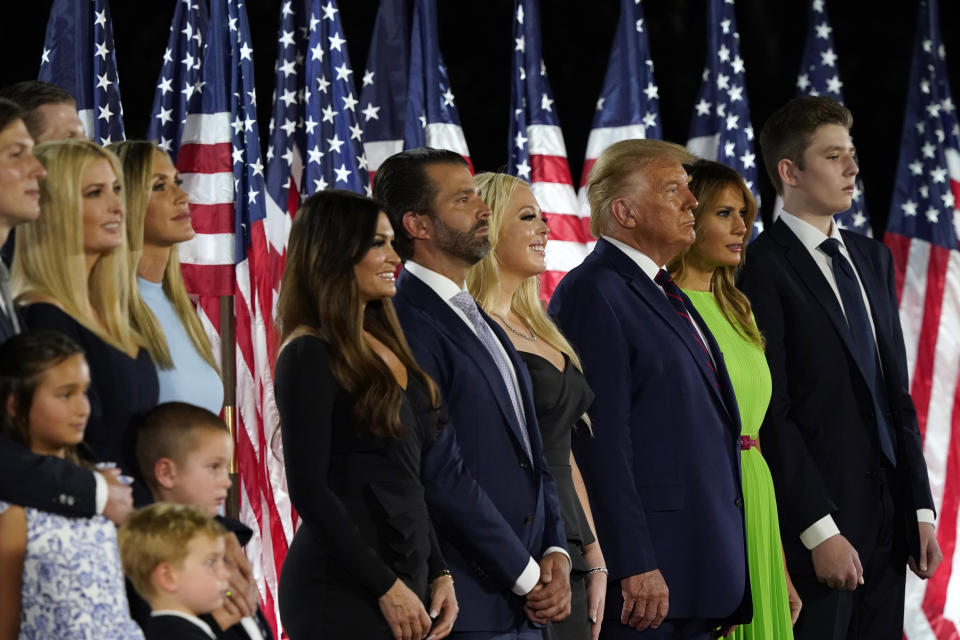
[449,290,532,458]
[0,262,20,334]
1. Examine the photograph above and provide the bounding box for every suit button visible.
[519,459,529,469]
[735,497,744,509]
[524,516,534,525]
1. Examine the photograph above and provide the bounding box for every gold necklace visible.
[490,312,537,341]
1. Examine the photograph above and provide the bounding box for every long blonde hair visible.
[467,172,583,371]
[13,140,142,355]
[110,141,218,373]
[667,160,764,347]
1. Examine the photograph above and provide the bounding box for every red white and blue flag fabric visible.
[579,0,661,213]
[686,0,761,238]
[885,1,960,637]
[508,0,583,299]
[358,0,408,176]
[174,0,284,635]
[782,0,871,235]
[146,0,208,163]
[403,0,471,168]
[38,0,125,145]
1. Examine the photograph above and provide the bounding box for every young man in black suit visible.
[739,95,941,639]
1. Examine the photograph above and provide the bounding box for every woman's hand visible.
[426,574,457,639]
[785,569,802,625]
[585,568,607,640]
[378,578,433,640]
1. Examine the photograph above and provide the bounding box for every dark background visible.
[4,0,960,235]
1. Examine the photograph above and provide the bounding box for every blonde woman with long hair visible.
[12,139,158,505]
[667,159,801,639]
[467,173,606,640]
[109,141,222,414]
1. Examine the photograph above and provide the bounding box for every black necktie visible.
[655,270,719,389]
[819,238,897,466]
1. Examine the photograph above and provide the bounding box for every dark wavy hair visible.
[276,189,440,438]
[0,330,88,462]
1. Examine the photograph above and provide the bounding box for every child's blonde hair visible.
[118,503,226,600]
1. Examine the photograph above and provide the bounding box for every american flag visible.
[38,0,125,145]
[403,0,472,168]
[146,0,208,163]
[358,0,408,175]
[781,0,871,236]
[579,0,661,213]
[885,1,960,637]
[508,0,582,299]
[686,0,761,238]
[174,0,283,635]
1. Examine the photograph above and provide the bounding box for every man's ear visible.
[5,394,16,422]
[608,198,637,229]
[778,158,800,189]
[402,210,431,240]
[153,458,178,490]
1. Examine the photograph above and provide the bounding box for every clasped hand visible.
[525,551,572,624]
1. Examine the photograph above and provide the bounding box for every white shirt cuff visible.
[239,617,265,640]
[918,509,935,526]
[544,545,571,567]
[800,514,840,550]
[512,556,541,595]
[93,471,108,515]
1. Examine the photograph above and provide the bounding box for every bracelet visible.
[431,569,454,583]
[585,566,608,575]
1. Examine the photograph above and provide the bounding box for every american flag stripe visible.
[508,0,583,299]
[580,0,661,217]
[359,0,407,175]
[404,0,472,168]
[885,0,960,636]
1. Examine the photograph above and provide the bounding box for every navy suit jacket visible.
[549,238,750,624]
[393,268,566,632]
[738,219,934,575]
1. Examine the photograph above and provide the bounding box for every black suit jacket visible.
[738,218,934,574]
[145,614,215,640]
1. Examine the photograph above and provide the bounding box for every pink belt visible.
[740,435,759,451]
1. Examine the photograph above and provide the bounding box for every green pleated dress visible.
[684,289,794,640]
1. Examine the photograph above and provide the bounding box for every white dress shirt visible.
[777,209,934,549]
[150,610,217,639]
[402,261,569,595]
[601,236,714,362]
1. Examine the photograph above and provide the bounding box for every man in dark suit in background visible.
[549,139,749,639]
[375,147,571,639]
[739,95,940,640]
[0,97,132,526]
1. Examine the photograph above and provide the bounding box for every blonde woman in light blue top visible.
[111,141,223,415]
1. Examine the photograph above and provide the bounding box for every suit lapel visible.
[772,219,873,386]
[595,240,739,427]
[396,270,532,457]
[844,235,898,380]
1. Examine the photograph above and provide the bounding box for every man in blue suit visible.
[549,139,750,639]
[374,147,571,639]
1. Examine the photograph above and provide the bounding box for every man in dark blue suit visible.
[375,147,571,639]
[549,139,750,639]
[740,96,939,640]
[0,97,132,526]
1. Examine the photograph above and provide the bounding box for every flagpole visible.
[220,294,239,519]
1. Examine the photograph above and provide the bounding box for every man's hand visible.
[811,534,862,590]
[99,469,133,525]
[524,552,571,624]
[908,522,942,580]
[620,569,668,631]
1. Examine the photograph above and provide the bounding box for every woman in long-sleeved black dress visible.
[274,190,457,640]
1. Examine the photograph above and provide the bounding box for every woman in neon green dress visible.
[668,160,801,639]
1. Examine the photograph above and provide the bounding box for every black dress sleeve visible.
[274,336,397,597]
[0,434,97,517]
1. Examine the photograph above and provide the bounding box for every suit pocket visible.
[637,485,685,512]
